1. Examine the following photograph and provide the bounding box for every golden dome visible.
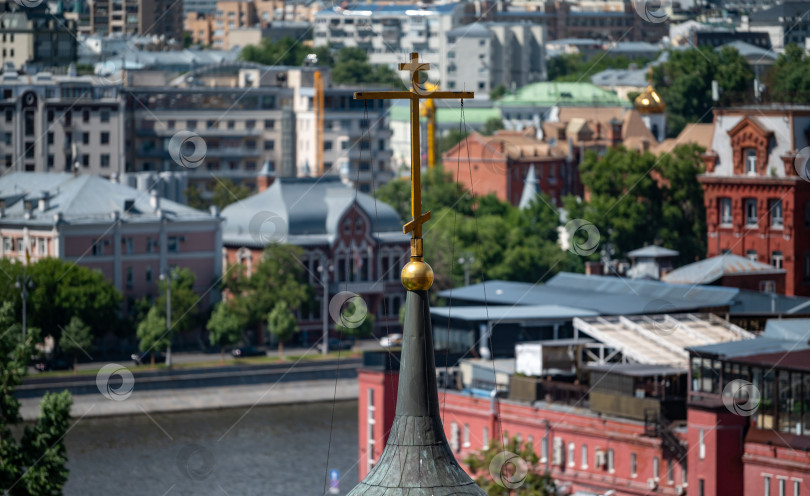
[401,259,434,291]
[635,85,666,114]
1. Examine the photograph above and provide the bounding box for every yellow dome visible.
[635,85,666,114]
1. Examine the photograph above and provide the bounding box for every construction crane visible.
[419,82,439,168]
[313,70,325,175]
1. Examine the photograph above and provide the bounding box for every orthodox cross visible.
[354,52,473,260]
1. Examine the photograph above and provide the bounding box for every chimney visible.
[23,199,33,219]
[608,118,623,146]
[258,160,275,192]
[38,191,50,212]
[209,205,220,218]
[0,199,5,218]
[149,189,160,211]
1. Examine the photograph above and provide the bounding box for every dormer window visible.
[745,148,757,175]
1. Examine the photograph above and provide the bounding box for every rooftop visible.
[575,313,753,367]
[497,82,630,108]
[688,337,810,359]
[0,172,212,227]
[627,245,680,258]
[220,176,406,247]
[663,254,786,285]
[430,304,598,323]
[762,318,810,341]
[587,363,688,377]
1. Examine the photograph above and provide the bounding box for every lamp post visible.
[15,275,33,340]
[458,253,475,287]
[317,261,334,355]
[159,268,176,368]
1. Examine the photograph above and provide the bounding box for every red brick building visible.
[699,107,810,296]
[442,130,574,207]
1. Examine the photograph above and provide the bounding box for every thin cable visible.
[442,99,465,422]
[460,98,503,452]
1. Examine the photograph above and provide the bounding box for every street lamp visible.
[159,268,177,368]
[317,261,334,355]
[15,274,33,340]
[458,253,475,287]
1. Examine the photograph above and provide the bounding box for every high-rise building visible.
[0,3,77,69]
[88,0,184,42]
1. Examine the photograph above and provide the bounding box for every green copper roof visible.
[497,82,631,107]
[390,105,501,124]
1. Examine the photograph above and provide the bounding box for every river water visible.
[63,401,359,496]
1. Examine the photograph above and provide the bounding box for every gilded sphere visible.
[401,260,434,291]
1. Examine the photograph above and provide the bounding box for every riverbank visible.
[20,377,358,420]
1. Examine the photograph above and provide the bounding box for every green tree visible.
[438,128,469,156]
[156,267,199,341]
[240,36,308,66]
[654,46,753,136]
[335,301,375,341]
[490,84,508,100]
[224,244,311,334]
[184,183,207,210]
[207,301,243,363]
[562,144,706,264]
[136,306,168,367]
[0,301,72,496]
[211,177,252,210]
[547,53,651,81]
[267,301,298,358]
[0,258,122,343]
[58,316,93,373]
[481,117,505,136]
[767,43,810,103]
[331,47,400,85]
[464,436,556,495]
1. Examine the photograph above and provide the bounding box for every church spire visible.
[349,54,485,495]
[518,165,539,210]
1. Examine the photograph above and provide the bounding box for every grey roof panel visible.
[627,245,680,258]
[430,304,598,322]
[763,319,810,341]
[687,337,810,358]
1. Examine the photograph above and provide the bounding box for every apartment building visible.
[313,2,469,86]
[0,3,77,69]
[444,22,547,96]
[89,0,184,42]
[0,69,124,176]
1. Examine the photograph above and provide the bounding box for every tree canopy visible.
[562,144,706,264]
[0,301,73,495]
[464,436,556,495]
[59,316,93,372]
[654,46,753,136]
[207,300,243,362]
[136,306,169,366]
[766,43,810,104]
[155,267,199,337]
[267,301,298,358]
[548,53,651,81]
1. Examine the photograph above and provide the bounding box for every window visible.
[101,132,110,144]
[631,453,637,477]
[264,119,275,129]
[746,198,758,226]
[772,251,784,269]
[581,444,588,469]
[16,239,23,253]
[146,265,152,283]
[264,140,275,150]
[653,457,659,479]
[768,199,783,228]
[82,109,89,122]
[81,154,89,167]
[124,237,133,255]
[541,437,548,462]
[745,148,757,175]
[747,250,758,262]
[450,422,460,451]
[720,198,732,225]
[167,236,179,253]
[463,424,470,448]
[700,479,706,496]
[146,237,154,253]
[699,429,706,460]
[667,459,674,483]
[167,120,175,130]
[794,480,800,496]
[4,237,11,252]
[47,132,53,145]
[764,475,771,496]
[126,266,133,289]
[82,132,89,145]
[482,427,489,448]
[805,202,810,228]
[779,479,786,496]
[324,141,332,151]
[187,120,197,129]
[100,110,110,122]
[246,120,255,129]
[607,449,614,473]
[567,442,575,467]
[37,238,46,255]
[367,388,376,472]
[100,154,110,167]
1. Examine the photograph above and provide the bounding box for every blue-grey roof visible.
[318,2,461,15]
[627,245,680,258]
[430,304,598,322]
[587,363,687,377]
[723,41,777,60]
[610,41,662,54]
[0,172,212,227]
[221,176,405,247]
[762,319,810,341]
[728,290,810,316]
[437,272,738,315]
[663,254,785,285]
[688,337,810,358]
[590,67,650,88]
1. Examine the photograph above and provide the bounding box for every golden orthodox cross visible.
[354,52,473,260]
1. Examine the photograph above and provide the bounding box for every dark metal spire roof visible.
[347,290,486,495]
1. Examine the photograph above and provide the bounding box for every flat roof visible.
[587,363,688,377]
[430,304,598,322]
[687,337,810,358]
[762,319,810,341]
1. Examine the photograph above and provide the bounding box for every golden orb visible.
[401,259,434,291]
